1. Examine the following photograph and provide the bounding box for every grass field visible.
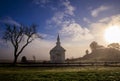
[0,66,120,81]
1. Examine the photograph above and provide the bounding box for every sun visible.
[104,25,120,43]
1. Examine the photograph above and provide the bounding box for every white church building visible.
[50,35,66,63]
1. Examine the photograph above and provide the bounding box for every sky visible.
[0,0,120,61]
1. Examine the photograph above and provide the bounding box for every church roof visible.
[51,45,65,51]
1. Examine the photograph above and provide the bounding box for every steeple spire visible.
[56,34,60,45]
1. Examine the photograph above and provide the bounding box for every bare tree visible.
[2,24,41,65]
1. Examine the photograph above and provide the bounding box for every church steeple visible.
[56,34,60,45]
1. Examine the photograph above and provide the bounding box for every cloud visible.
[89,22,107,44]
[91,5,110,17]
[60,23,94,42]
[62,0,75,16]
[47,12,64,26]
[33,0,50,5]
[33,0,75,12]
[46,12,75,29]
[46,0,75,29]
[83,17,91,23]
[0,16,20,26]
[98,15,120,25]
[46,0,93,42]
[47,0,93,42]
[89,14,120,45]
[33,0,57,10]
[109,15,120,25]
[98,17,110,23]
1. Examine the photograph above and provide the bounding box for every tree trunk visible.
[13,55,18,66]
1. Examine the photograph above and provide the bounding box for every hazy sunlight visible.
[104,25,120,43]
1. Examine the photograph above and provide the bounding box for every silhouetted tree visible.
[85,50,89,55]
[108,43,120,50]
[2,24,41,65]
[90,41,98,52]
[21,56,27,63]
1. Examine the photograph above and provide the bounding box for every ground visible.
[0,66,120,81]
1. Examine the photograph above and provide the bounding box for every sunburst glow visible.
[104,25,120,43]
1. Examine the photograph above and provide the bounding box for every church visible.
[50,35,66,63]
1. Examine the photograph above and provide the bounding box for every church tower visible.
[50,34,66,63]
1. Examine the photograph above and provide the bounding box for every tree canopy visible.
[108,43,120,50]
[90,41,98,51]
